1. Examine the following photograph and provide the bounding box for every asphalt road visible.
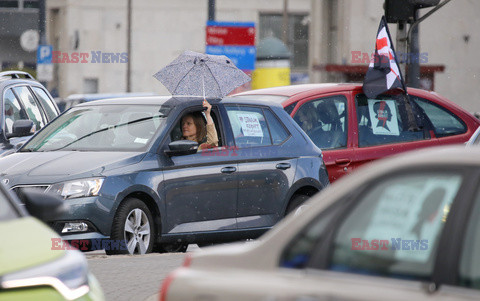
[86,246,199,301]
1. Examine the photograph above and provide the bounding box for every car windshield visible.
[21,104,168,152]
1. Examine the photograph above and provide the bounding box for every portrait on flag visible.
[368,99,399,136]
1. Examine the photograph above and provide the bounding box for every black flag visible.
[363,16,419,131]
[363,16,404,99]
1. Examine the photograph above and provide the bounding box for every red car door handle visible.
[221,166,237,174]
[335,158,351,165]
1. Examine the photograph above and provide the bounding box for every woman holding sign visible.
[181,99,219,150]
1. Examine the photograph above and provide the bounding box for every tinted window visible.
[264,109,289,144]
[413,97,466,137]
[226,106,272,148]
[13,86,45,130]
[293,96,347,149]
[356,94,425,147]
[459,187,480,289]
[31,87,58,120]
[280,202,344,269]
[3,88,28,134]
[330,172,462,280]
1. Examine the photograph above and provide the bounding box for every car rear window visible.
[412,96,466,138]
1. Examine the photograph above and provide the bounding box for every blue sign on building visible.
[206,45,256,70]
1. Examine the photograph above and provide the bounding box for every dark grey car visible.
[0,96,329,254]
[0,71,59,156]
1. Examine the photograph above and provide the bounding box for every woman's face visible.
[182,115,197,140]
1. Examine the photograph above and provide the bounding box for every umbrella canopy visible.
[153,50,251,99]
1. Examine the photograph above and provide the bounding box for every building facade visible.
[1,0,477,112]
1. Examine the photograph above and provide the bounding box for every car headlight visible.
[1,250,90,300]
[46,178,104,199]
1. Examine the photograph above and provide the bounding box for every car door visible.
[291,93,353,182]
[352,92,438,171]
[277,168,471,300]
[224,105,296,229]
[2,87,33,149]
[437,177,480,298]
[161,106,238,234]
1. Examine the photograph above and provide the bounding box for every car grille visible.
[11,185,50,204]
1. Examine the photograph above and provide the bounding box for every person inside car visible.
[181,99,218,150]
[295,102,320,136]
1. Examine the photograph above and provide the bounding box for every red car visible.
[232,83,480,182]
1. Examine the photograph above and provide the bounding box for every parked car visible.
[0,96,329,255]
[466,125,480,146]
[232,84,480,182]
[55,92,158,112]
[0,183,104,300]
[0,71,60,157]
[160,145,480,301]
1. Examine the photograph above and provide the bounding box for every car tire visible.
[154,242,188,253]
[107,198,155,255]
[285,194,309,216]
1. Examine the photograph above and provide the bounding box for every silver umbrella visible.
[153,50,251,98]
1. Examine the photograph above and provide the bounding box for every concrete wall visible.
[44,0,480,112]
[46,0,310,98]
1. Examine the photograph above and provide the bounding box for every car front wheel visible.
[107,198,155,255]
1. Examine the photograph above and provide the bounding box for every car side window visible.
[31,87,58,121]
[329,172,462,280]
[356,94,425,147]
[264,109,290,144]
[412,97,466,138]
[458,187,480,290]
[293,96,347,149]
[3,88,28,134]
[12,86,46,131]
[226,106,272,148]
[169,109,223,148]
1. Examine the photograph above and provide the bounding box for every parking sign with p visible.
[37,45,53,64]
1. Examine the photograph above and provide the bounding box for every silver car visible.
[160,145,480,301]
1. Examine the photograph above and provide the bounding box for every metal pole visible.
[38,0,47,86]
[126,0,131,92]
[407,10,420,88]
[282,0,288,45]
[208,0,215,21]
[396,21,408,82]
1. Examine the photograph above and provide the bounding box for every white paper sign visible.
[236,113,263,137]
[368,99,400,136]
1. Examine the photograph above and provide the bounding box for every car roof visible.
[233,83,362,97]
[232,83,447,106]
[73,95,284,109]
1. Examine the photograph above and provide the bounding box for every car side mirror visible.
[6,120,35,139]
[16,188,66,221]
[165,140,198,156]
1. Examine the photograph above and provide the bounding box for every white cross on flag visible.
[363,16,405,99]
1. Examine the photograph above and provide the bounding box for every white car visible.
[160,145,480,301]
[466,126,480,146]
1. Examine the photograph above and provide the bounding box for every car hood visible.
[0,217,64,276]
[0,151,145,185]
